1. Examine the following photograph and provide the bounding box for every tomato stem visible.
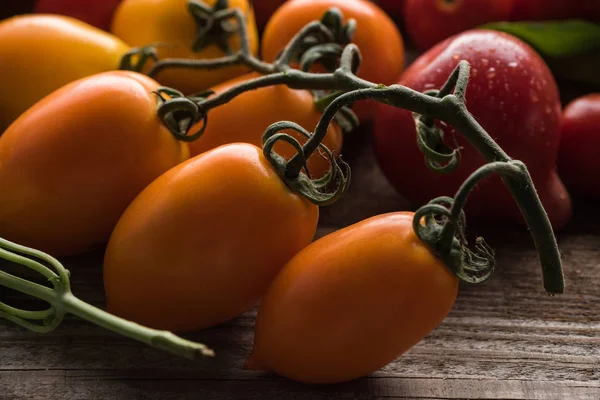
[133,8,564,294]
[0,237,215,359]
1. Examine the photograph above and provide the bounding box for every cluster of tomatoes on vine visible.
[0,0,598,387]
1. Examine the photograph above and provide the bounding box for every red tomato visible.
[372,30,572,230]
[34,0,124,31]
[253,0,286,29]
[558,94,600,199]
[510,0,600,22]
[404,0,515,50]
[372,0,405,20]
[262,0,405,121]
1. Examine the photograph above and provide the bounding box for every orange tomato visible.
[0,71,189,256]
[0,14,130,131]
[247,212,459,384]
[103,143,319,332]
[261,0,405,120]
[111,0,259,95]
[188,73,343,178]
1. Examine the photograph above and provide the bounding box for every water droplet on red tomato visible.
[508,61,518,68]
[486,68,496,79]
[545,105,553,115]
[481,58,489,67]
[452,53,461,61]
[530,89,539,103]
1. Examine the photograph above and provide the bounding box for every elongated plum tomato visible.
[372,30,572,230]
[261,0,405,121]
[404,0,515,50]
[0,71,189,256]
[34,0,124,31]
[111,0,259,95]
[0,15,129,131]
[247,212,458,384]
[188,73,343,178]
[558,94,600,199]
[103,143,319,332]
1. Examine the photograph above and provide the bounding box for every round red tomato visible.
[372,29,572,230]
[404,0,515,50]
[34,0,124,31]
[558,94,600,199]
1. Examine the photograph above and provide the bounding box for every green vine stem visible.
[257,60,564,295]
[0,237,215,359]
[124,6,563,294]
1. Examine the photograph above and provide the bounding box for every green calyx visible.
[188,0,238,54]
[152,87,212,142]
[262,121,350,206]
[0,237,214,359]
[285,8,357,73]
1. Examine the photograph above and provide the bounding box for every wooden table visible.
[2,129,599,399]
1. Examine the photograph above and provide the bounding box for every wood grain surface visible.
[1,130,599,400]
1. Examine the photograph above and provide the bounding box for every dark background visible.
[0,1,35,19]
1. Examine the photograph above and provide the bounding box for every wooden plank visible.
[1,370,599,400]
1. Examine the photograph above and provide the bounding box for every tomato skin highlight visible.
[558,94,600,199]
[0,14,130,131]
[261,0,405,121]
[0,71,189,257]
[404,0,515,50]
[247,212,458,384]
[372,30,572,230]
[34,0,124,31]
[111,0,259,95]
[188,73,343,178]
[103,143,319,332]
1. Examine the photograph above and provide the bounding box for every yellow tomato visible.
[0,71,189,256]
[0,14,129,131]
[111,0,259,94]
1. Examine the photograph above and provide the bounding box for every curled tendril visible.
[152,87,209,142]
[413,197,495,284]
[261,121,350,206]
[414,111,461,174]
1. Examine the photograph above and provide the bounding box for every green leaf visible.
[482,20,600,58]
